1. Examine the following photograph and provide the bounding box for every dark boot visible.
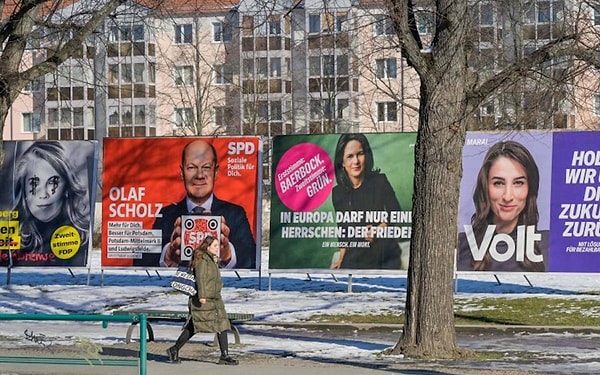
[167,346,181,364]
[168,321,193,364]
[217,331,238,365]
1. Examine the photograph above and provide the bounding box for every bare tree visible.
[154,21,234,135]
[0,0,131,163]
[384,0,600,358]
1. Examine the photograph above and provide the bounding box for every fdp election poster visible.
[0,140,97,267]
[457,131,600,273]
[102,137,261,269]
[270,133,415,270]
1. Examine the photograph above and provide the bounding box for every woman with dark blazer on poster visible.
[167,235,238,365]
[331,133,403,270]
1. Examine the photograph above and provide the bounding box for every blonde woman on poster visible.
[8,142,90,266]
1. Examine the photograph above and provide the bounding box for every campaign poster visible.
[0,140,97,267]
[549,131,600,272]
[456,132,552,272]
[101,137,261,270]
[269,133,415,270]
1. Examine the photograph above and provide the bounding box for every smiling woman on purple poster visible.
[457,140,549,272]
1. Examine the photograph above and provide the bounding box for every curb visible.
[243,321,600,334]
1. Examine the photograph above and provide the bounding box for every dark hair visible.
[13,142,89,253]
[470,140,543,271]
[191,235,217,268]
[334,134,379,190]
[181,140,218,167]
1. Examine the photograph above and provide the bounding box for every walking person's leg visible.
[167,320,195,363]
[216,331,238,365]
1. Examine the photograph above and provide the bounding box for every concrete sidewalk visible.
[2,323,595,375]
[0,338,534,375]
[0,359,407,375]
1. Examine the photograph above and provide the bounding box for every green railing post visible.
[0,313,144,370]
[139,314,147,375]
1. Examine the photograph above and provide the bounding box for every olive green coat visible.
[186,251,230,333]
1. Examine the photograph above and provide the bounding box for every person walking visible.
[167,235,238,365]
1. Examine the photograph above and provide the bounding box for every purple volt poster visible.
[457,132,552,272]
[549,131,600,272]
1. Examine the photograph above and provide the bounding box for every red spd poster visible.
[102,137,261,269]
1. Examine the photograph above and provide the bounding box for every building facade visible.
[4,0,600,175]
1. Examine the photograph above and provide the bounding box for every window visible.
[337,99,349,119]
[85,107,94,128]
[148,63,156,83]
[377,102,398,122]
[109,106,119,125]
[175,107,193,128]
[174,66,193,86]
[214,106,232,126]
[478,3,494,25]
[309,55,346,76]
[22,112,41,132]
[175,24,192,44]
[112,24,145,41]
[60,108,72,127]
[309,56,321,76]
[270,101,282,121]
[135,105,145,124]
[133,25,144,41]
[322,55,334,76]
[526,1,562,24]
[310,99,328,120]
[108,65,118,84]
[538,1,550,23]
[270,58,281,77]
[337,55,348,75]
[374,15,394,36]
[109,26,120,42]
[415,11,433,34]
[73,107,83,127]
[243,59,254,78]
[72,65,84,82]
[121,63,132,83]
[257,101,268,120]
[269,18,281,35]
[213,22,232,42]
[309,99,345,120]
[335,14,347,32]
[214,64,233,84]
[257,57,268,78]
[309,14,321,33]
[122,105,132,124]
[48,108,58,128]
[376,58,397,79]
[595,8,600,26]
[134,63,145,82]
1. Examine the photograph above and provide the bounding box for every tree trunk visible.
[391,0,470,358]
[393,79,467,358]
[0,94,11,166]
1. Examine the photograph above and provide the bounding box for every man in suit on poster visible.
[139,139,256,269]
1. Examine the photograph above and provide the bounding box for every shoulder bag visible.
[170,265,197,296]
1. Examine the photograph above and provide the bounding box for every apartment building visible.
[4,1,600,156]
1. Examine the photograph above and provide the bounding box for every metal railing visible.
[0,313,147,375]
